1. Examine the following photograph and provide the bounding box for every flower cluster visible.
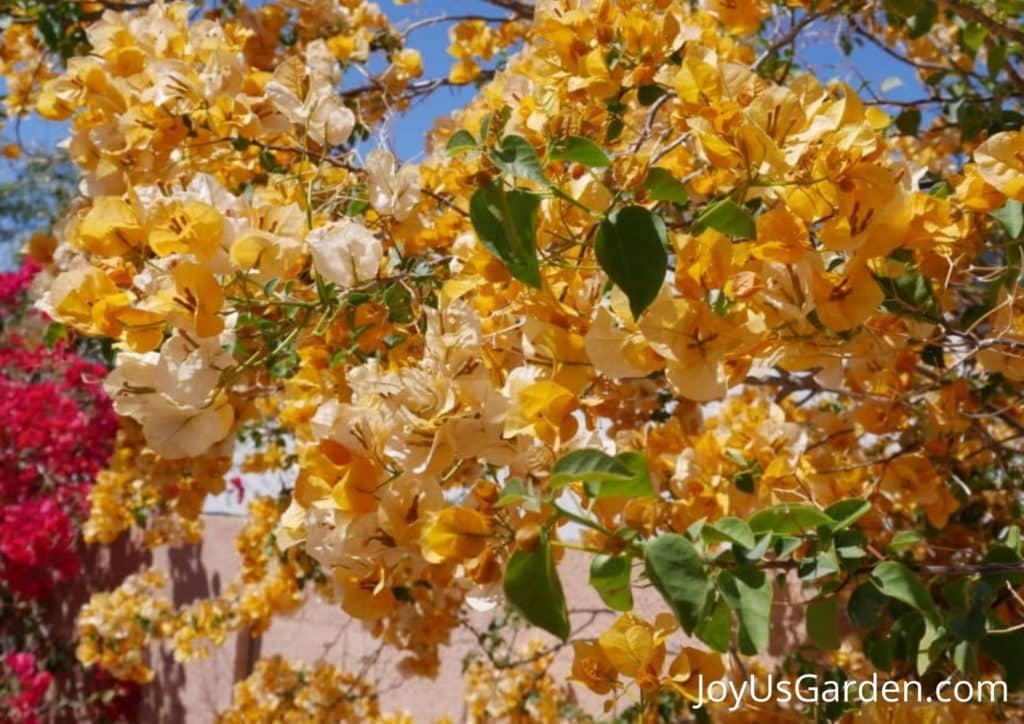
[2,653,52,724]
[77,496,314,683]
[215,655,409,723]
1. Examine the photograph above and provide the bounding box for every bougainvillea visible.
[4,0,1024,720]
[0,262,132,721]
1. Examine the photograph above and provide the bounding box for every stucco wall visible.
[84,514,808,722]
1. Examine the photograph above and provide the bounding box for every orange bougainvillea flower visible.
[420,506,492,564]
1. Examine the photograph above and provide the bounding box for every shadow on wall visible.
[71,515,816,722]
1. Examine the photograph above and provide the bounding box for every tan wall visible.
[86,514,808,722]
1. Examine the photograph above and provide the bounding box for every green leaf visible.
[586,451,654,499]
[1003,525,1021,553]
[961,23,987,56]
[605,117,625,143]
[878,269,939,320]
[696,597,731,652]
[864,631,894,671]
[917,618,945,673]
[495,478,539,511]
[637,84,667,106]
[886,0,925,16]
[552,449,630,487]
[491,135,547,184]
[446,129,477,155]
[727,452,761,494]
[595,205,668,319]
[383,283,414,324]
[43,322,69,349]
[982,628,1024,689]
[694,198,756,239]
[469,182,542,288]
[955,100,987,142]
[590,554,633,611]
[889,530,925,552]
[550,448,654,499]
[702,517,755,549]
[825,498,871,531]
[992,200,1024,239]
[718,565,773,654]
[907,1,938,38]
[807,596,841,650]
[988,41,1009,78]
[950,604,986,642]
[848,582,887,628]
[259,148,286,173]
[953,640,979,676]
[749,504,833,536]
[643,168,689,205]
[895,108,922,136]
[549,136,611,167]
[644,533,711,633]
[503,533,570,640]
[871,562,940,624]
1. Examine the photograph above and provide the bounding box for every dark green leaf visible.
[871,562,940,624]
[595,205,668,319]
[585,451,655,499]
[718,565,773,654]
[446,129,477,155]
[895,108,922,136]
[807,596,841,650]
[696,597,731,652]
[950,605,986,642]
[886,0,925,17]
[503,533,570,640]
[491,135,546,184]
[469,182,542,288]
[907,1,938,38]
[259,149,286,173]
[749,504,833,536]
[644,534,710,633]
[878,269,939,320]
[551,449,630,489]
[702,517,755,549]
[643,168,689,205]
[988,42,1009,78]
[637,84,667,106]
[549,136,611,167]
[921,343,945,368]
[590,554,634,611]
[825,498,871,531]
[864,631,894,671]
[982,628,1024,689]
[383,283,414,324]
[848,582,887,628]
[694,198,756,239]
[606,117,625,143]
[955,100,987,142]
